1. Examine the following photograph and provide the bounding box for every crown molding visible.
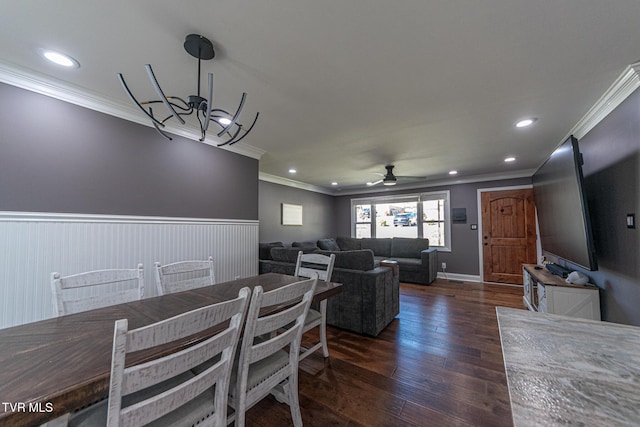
[260,169,535,196]
[332,169,536,196]
[0,60,265,160]
[258,172,335,195]
[568,61,640,140]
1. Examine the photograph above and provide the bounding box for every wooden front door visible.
[481,188,537,284]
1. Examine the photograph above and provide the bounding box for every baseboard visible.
[436,272,482,282]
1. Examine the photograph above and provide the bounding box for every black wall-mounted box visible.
[452,208,467,222]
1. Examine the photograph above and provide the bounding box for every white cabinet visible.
[523,264,601,321]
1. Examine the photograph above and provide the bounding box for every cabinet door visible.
[547,286,601,320]
[537,283,547,313]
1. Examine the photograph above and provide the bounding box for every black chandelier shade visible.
[117,34,259,146]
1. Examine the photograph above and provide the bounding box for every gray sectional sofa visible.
[258,237,438,336]
[329,236,438,285]
[259,245,398,336]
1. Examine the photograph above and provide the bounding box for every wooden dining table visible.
[0,273,342,426]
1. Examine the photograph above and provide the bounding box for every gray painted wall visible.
[0,83,258,220]
[334,178,532,275]
[561,88,640,325]
[259,181,337,242]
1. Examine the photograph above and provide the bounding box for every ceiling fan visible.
[367,165,425,187]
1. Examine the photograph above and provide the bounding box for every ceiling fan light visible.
[383,179,396,186]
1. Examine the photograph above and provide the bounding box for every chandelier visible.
[117,34,259,146]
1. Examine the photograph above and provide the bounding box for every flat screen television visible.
[532,135,598,271]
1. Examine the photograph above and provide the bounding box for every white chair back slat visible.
[63,289,142,315]
[56,269,143,289]
[154,257,216,295]
[294,252,335,282]
[126,294,246,352]
[248,327,298,365]
[254,303,308,336]
[51,264,144,317]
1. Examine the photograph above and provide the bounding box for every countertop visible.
[496,307,640,427]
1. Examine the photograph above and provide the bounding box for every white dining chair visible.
[228,277,317,427]
[69,287,250,427]
[50,265,144,317]
[294,251,335,360]
[154,256,216,295]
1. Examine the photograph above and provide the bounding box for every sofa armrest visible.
[361,267,398,336]
[420,247,437,264]
[420,248,438,284]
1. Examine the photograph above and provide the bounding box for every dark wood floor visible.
[246,278,526,426]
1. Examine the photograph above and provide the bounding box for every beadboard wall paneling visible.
[0,212,258,329]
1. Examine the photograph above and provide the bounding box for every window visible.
[351,191,451,250]
[354,203,371,238]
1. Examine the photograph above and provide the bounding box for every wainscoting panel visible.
[0,212,259,329]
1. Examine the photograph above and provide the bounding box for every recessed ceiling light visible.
[515,118,537,128]
[504,157,516,162]
[41,50,79,68]
[449,170,458,175]
[331,182,338,186]
[218,118,232,125]
[288,168,297,174]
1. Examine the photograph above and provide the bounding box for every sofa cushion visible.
[361,238,391,257]
[391,257,423,271]
[391,237,429,258]
[317,238,340,251]
[270,247,315,263]
[317,249,374,271]
[292,240,318,249]
[336,236,361,251]
[258,242,284,260]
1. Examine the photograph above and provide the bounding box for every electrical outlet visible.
[441,262,447,270]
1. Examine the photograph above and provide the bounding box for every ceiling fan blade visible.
[367,179,383,186]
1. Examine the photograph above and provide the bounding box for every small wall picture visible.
[282,203,303,226]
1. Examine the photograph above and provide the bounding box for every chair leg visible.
[286,374,303,427]
[235,395,246,427]
[319,300,329,358]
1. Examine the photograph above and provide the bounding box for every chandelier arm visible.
[149,107,173,140]
[208,114,227,127]
[209,108,231,115]
[203,73,214,132]
[216,92,246,137]
[118,73,164,127]
[152,120,173,140]
[167,99,192,112]
[220,126,243,145]
[217,112,259,146]
[141,99,192,113]
[145,64,186,125]
[209,109,233,127]
[196,113,206,142]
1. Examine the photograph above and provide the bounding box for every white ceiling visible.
[2,1,640,193]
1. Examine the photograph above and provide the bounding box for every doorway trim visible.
[476,184,538,283]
